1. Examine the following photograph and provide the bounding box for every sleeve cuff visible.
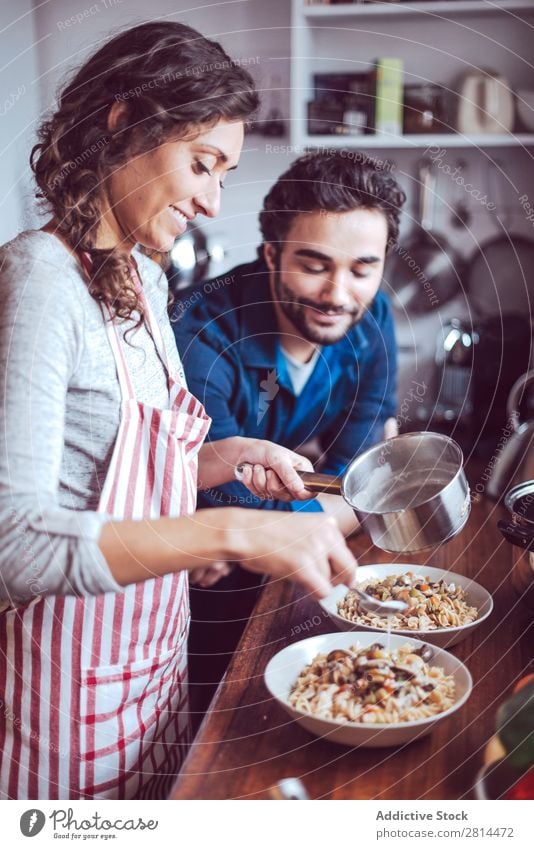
[289,498,324,513]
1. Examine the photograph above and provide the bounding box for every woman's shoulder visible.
[0,230,86,289]
[0,230,93,332]
[1,229,77,264]
[133,247,168,291]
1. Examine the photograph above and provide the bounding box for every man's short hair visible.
[259,151,406,254]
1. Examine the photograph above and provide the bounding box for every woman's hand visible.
[219,509,357,598]
[189,561,234,588]
[100,507,356,597]
[234,439,315,502]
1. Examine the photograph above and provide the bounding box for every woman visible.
[0,22,356,800]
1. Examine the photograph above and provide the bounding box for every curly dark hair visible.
[31,21,259,324]
[259,151,406,256]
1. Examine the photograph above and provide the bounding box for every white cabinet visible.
[289,1,534,430]
[290,0,534,150]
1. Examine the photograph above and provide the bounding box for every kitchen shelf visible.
[302,1,534,19]
[291,0,534,151]
[300,132,534,148]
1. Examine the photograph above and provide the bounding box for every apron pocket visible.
[79,630,189,797]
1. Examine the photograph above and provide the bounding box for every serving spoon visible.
[352,587,409,617]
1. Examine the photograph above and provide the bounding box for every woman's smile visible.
[168,205,190,237]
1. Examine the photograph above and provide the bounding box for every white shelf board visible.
[301,1,534,19]
[299,132,534,148]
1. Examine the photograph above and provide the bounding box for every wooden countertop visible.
[172,492,534,800]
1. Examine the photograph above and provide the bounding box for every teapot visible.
[456,70,514,134]
[487,370,534,500]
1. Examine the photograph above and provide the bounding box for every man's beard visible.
[273,273,368,346]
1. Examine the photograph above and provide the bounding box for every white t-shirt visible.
[281,346,321,396]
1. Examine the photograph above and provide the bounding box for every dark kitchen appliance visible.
[466,161,534,320]
[410,314,530,461]
[387,158,464,315]
[487,370,534,499]
[498,479,534,611]
[471,315,531,457]
[433,318,477,427]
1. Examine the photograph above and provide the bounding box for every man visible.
[173,151,405,712]
[174,151,405,526]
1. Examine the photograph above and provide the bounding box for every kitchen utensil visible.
[264,631,473,748]
[516,90,534,132]
[386,158,464,314]
[471,316,532,460]
[498,479,534,610]
[167,223,209,294]
[351,586,409,617]
[456,69,514,134]
[466,160,534,320]
[451,158,472,229]
[503,479,534,524]
[319,565,494,648]
[433,318,478,426]
[268,778,309,800]
[236,432,470,553]
[487,371,534,499]
[297,432,470,553]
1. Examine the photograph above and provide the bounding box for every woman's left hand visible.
[235,439,315,502]
[189,561,234,588]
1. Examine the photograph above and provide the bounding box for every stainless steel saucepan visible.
[297,431,470,553]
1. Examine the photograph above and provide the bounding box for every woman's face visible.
[102,119,244,251]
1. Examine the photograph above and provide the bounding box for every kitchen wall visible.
[13,0,293,270]
[3,1,534,274]
[0,1,42,245]
[2,0,532,451]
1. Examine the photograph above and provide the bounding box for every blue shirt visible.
[172,258,397,512]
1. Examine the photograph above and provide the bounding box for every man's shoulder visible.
[172,257,269,365]
[346,289,394,344]
[365,288,393,325]
[173,258,264,333]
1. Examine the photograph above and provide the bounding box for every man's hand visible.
[234,439,315,502]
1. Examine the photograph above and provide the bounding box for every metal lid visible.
[504,480,534,525]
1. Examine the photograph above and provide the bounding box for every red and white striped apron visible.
[0,257,211,800]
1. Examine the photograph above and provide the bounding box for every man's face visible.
[265,207,388,346]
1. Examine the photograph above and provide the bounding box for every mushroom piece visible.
[326,649,352,663]
[413,643,434,663]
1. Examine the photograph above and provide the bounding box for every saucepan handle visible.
[296,471,343,495]
[234,465,342,495]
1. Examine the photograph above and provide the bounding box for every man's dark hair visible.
[259,151,406,255]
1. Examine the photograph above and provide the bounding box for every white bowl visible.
[264,631,473,748]
[319,564,493,648]
[516,90,534,132]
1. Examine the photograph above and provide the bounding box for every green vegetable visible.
[496,681,534,770]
